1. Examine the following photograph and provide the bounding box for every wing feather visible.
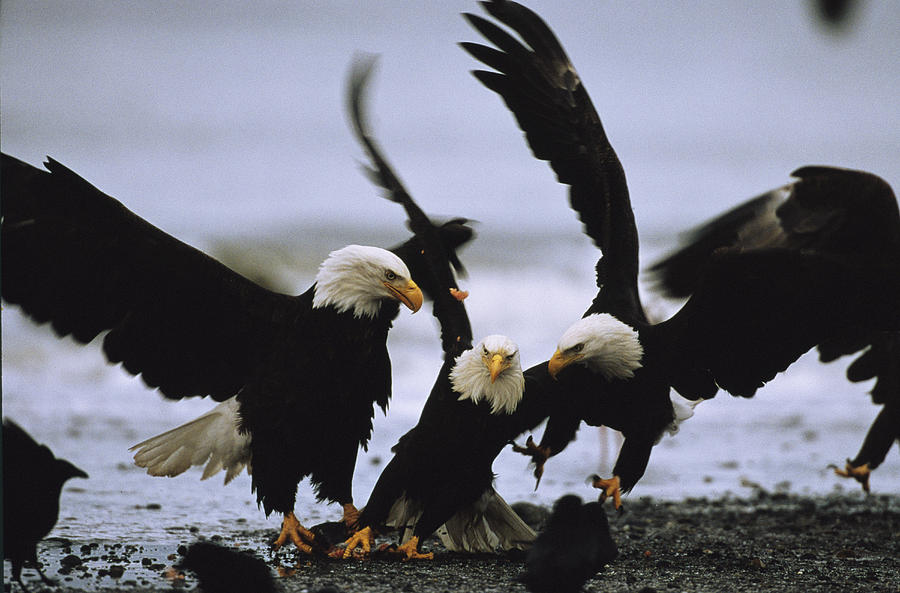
[1,153,293,400]
[650,248,897,398]
[346,57,474,357]
[648,166,900,298]
[647,166,900,400]
[463,1,638,293]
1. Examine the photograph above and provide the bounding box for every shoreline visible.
[12,491,898,593]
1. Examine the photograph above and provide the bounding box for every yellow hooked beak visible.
[548,349,583,380]
[487,353,507,384]
[385,279,423,313]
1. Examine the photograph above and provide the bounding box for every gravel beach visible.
[13,491,899,593]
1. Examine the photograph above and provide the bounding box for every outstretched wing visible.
[1,153,294,400]
[346,56,474,357]
[648,166,900,298]
[648,166,900,399]
[649,247,899,399]
[462,1,640,300]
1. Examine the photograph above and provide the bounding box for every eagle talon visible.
[833,461,872,493]
[591,474,623,511]
[342,526,375,559]
[449,287,469,301]
[512,436,551,489]
[397,536,433,561]
[272,512,316,553]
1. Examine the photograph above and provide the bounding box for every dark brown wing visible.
[1,153,294,400]
[462,1,641,309]
[822,331,900,407]
[346,56,473,357]
[648,166,900,298]
[648,166,900,400]
[648,248,899,398]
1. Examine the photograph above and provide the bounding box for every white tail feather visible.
[130,397,251,484]
[386,488,535,553]
[662,391,703,439]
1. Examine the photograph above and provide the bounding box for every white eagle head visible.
[548,313,643,381]
[450,334,525,415]
[312,245,423,318]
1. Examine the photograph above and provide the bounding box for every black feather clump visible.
[177,542,281,593]
[3,419,88,591]
[520,495,618,593]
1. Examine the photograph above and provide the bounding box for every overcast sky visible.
[2,1,898,242]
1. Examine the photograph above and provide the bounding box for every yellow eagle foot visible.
[342,526,375,559]
[591,474,623,511]
[398,536,433,561]
[272,511,316,553]
[833,461,871,493]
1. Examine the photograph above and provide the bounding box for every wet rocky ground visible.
[9,491,899,593]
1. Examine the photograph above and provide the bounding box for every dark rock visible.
[60,554,82,569]
[511,501,551,531]
[108,565,125,578]
[311,521,350,547]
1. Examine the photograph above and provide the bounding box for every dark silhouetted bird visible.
[520,494,618,593]
[177,542,281,593]
[813,0,859,30]
[3,419,88,591]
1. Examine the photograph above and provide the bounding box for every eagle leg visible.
[13,574,31,593]
[591,474,623,510]
[272,511,315,553]
[512,435,551,489]
[397,536,433,561]
[342,502,361,532]
[11,562,29,593]
[833,461,871,493]
[36,564,57,586]
[13,560,56,592]
[341,526,375,559]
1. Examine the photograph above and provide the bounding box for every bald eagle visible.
[129,56,480,554]
[338,56,579,561]
[648,168,900,493]
[0,152,439,552]
[342,334,538,560]
[463,0,900,507]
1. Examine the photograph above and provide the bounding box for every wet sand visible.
[13,491,899,593]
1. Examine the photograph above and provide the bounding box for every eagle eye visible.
[571,343,584,354]
[385,270,397,281]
